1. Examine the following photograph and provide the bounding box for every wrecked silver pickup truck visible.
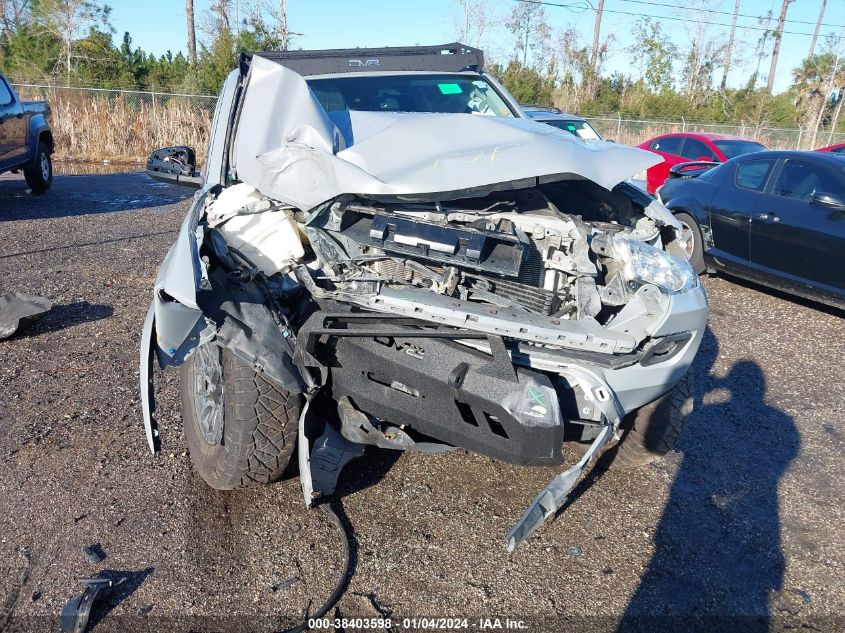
[141,44,706,550]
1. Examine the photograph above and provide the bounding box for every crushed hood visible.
[233,56,662,211]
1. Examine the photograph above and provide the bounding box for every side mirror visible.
[146,146,202,188]
[812,191,845,210]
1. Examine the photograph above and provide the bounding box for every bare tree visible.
[1,0,32,34]
[278,0,287,50]
[186,0,196,65]
[721,0,740,90]
[749,10,775,89]
[506,1,548,68]
[32,0,111,85]
[197,0,232,40]
[212,0,230,32]
[808,0,827,59]
[766,0,793,94]
[556,25,612,107]
[591,0,604,73]
[451,0,490,49]
[677,0,726,103]
[234,0,299,50]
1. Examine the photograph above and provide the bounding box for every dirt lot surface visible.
[1,169,844,632]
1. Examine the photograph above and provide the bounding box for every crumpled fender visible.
[150,192,209,365]
[140,189,306,453]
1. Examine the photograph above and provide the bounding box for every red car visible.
[637,132,766,194]
[816,143,845,154]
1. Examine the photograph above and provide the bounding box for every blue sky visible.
[109,0,844,94]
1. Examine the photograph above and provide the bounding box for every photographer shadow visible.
[618,327,800,632]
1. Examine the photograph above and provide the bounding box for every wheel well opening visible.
[39,131,55,154]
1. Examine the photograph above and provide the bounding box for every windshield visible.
[537,118,602,140]
[306,74,514,117]
[713,140,766,160]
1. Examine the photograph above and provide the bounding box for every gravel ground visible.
[1,169,844,633]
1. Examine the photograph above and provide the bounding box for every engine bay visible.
[196,176,692,359]
[301,181,671,325]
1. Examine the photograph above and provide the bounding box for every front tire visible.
[24,142,52,193]
[180,344,301,489]
[598,372,694,470]
[674,212,705,274]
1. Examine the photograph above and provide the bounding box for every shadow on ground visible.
[85,567,155,631]
[618,327,800,633]
[716,272,845,319]
[0,172,192,221]
[19,302,114,337]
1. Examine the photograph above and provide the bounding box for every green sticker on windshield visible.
[438,82,463,95]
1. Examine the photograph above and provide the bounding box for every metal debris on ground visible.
[0,293,52,339]
[271,575,300,592]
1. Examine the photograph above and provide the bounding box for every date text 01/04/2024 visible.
[307,617,529,630]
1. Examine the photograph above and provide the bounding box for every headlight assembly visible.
[610,235,698,295]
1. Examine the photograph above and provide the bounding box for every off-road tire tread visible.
[181,347,300,490]
[598,372,693,470]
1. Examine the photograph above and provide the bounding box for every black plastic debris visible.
[60,577,120,633]
[83,544,106,564]
[60,569,153,633]
[0,293,52,339]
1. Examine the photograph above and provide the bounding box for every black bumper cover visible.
[299,311,565,467]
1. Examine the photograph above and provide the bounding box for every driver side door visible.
[0,78,26,169]
[750,158,845,291]
[707,157,776,265]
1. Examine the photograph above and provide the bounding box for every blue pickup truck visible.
[0,72,54,192]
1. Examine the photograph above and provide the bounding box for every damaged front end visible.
[141,54,707,550]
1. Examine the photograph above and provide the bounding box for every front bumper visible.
[599,284,708,414]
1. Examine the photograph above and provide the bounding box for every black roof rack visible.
[251,43,484,76]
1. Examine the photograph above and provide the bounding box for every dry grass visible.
[16,86,214,163]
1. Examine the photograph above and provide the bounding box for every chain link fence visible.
[585,114,845,151]
[12,83,218,162]
[10,83,845,162]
